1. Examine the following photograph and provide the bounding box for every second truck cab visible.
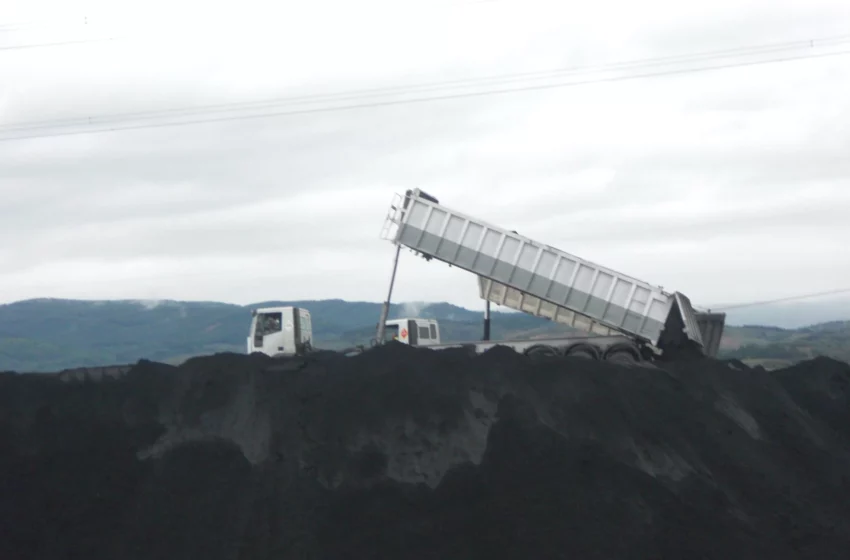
[382,318,442,347]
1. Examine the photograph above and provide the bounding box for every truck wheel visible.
[563,343,600,360]
[525,344,559,358]
[603,342,641,364]
[606,350,639,365]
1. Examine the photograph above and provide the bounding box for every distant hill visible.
[712,298,850,329]
[716,320,850,370]
[1,298,848,372]
[0,298,563,372]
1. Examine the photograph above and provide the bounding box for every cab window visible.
[384,324,400,342]
[418,325,430,339]
[430,324,437,339]
[258,312,282,336]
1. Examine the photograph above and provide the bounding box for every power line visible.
[0,16,88,31]
[0,0,506,34]
[0,20,49,32]
[0,37,113,51]
[709,288,850,311]
[4,34,848,134]
[2,43,849,143]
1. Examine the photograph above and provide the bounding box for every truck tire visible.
[525,344,559,358]
[603,342,641,365]
[562,343,600,360]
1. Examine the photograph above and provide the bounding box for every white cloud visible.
[1,0,849,313]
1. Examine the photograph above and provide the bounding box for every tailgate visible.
[674,292,706,350]
[695,311,727,358]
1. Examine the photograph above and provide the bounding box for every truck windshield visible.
[258,313,282,335]
[383,324,399,342]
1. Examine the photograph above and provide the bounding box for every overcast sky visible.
[2,0,849,313]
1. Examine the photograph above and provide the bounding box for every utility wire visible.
[0,16,88,31]
[710,288,850,311]
[0,37,113,51]
[4,34,848,133]
[2,42,849,142]
[0,0,514,33]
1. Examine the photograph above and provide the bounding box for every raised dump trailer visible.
[477,276,727,359]
[379,188,726,361]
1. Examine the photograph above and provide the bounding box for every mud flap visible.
[674,292,706,351]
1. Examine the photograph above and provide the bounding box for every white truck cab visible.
[247,306,313,357]
[382,317,442,346]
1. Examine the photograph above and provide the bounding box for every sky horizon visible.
[5,289,850,310]
[4,292,850,330]
[2,0,849,312]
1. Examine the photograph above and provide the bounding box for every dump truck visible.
[248,188,725,364]
[372,188,726,363]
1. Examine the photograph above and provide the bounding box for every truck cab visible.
[247,306,313,357]
[382,317,442,347]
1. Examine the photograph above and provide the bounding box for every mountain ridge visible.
[1,297,848,372]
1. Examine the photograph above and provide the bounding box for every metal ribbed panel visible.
[390,190,683,346]
[478,277,624,337]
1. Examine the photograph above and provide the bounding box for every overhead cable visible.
[1,35,849,142]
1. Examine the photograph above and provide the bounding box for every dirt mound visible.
[2,345,850,559]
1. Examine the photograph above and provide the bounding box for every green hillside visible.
[1,298,848,372]
[716,321,850,369]
[0,298,560,372]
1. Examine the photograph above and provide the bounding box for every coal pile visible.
[2,344,850,559]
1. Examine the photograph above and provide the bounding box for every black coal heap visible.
[2,345,850,559]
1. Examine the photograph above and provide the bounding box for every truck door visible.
[292,307,301,345]
[254,312,283,348]
[254,320,264,348]
[415,320,433,346]
[383,323,400,342]
[429,322,439,344]
[407,319,418,346]
[299,309,313,347]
